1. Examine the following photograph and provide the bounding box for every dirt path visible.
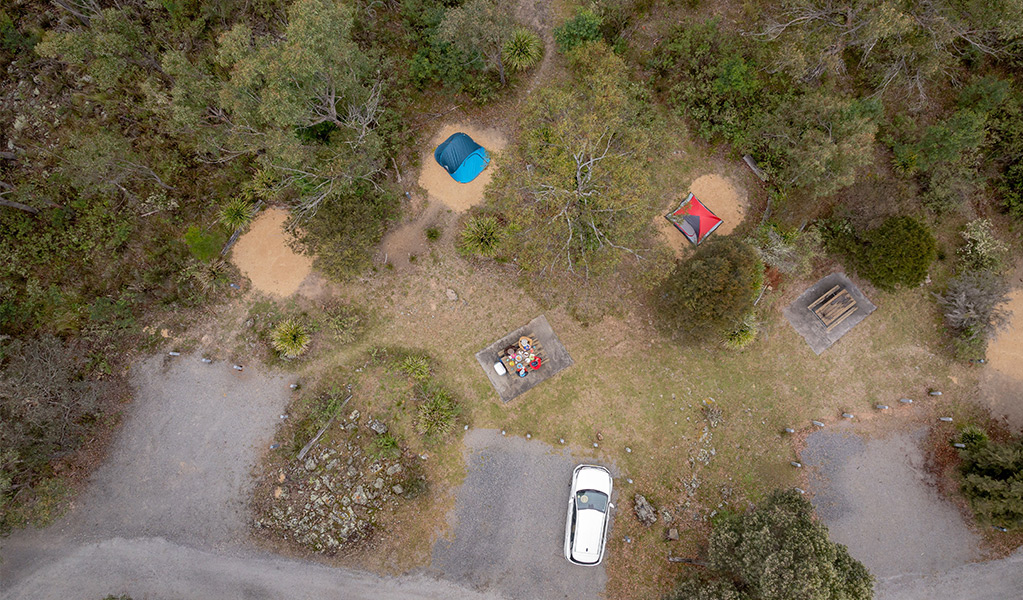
[0,355,499,600]
[431,429,612,600]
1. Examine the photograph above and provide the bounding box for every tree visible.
[959,436,1023,530]
[698,489,874,600]
[490,42,656,281]
[438,0,516,85]
[856,216,936,291]
[760,92,880,198]
[657,237,763,342]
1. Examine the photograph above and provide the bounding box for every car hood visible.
[571,509,606,564]
[575,467,612,495]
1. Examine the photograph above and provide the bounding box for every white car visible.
[564,464,613,566]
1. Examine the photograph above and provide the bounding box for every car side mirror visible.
[609,503,615,509]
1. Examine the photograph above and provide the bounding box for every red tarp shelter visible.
[665,193,722,245]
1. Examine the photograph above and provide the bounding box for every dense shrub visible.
[670,489,874,600]
[656,237,763,342]
[936,271,1011,360]
[1002,162,1023,219]
[957,219,1008,273]
[298,186,396,280]
[553,9,603,53]
[723,313,758,350]
[959,436,1023,530]
[1,336,102,533]
[856,216,936,291]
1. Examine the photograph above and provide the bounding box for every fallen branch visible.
[296,394,352,461]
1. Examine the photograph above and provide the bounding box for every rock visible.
[304,458,317,471]
[386,464,403,476]
[346,466,359,478]
[446,288,458,301]
[368,419,388,435]
[392,484,404,495]
[352,486,368,505]
[325,459,340,471]
[348,409,360,422]
[345,422,357,432]
[245,318,254,328]
[374,477,385,490]
[634,494,658,526]
[661,509,673,524]
[667,527,679,541]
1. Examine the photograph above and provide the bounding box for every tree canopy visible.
[670,489,874,600]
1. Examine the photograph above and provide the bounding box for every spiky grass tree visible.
[271,319,310,358]
[458,215,503,257]
[218,198,257,231]
[503,28,544,72]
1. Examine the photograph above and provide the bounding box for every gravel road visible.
[0,354,496,600]
[802,424,1021,599]
[431,429,613,600]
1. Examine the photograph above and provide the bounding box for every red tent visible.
[665,193,723,245]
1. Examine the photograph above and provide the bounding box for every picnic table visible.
[497,336,547,378]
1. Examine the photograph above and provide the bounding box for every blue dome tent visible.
[434,132,490,183]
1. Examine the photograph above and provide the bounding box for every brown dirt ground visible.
[417,123,509,213]
[655,173,749,259]
[230,208,313,297]
[980,287,1023,432]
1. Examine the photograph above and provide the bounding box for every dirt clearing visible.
[418,123,508,212]
[230,208,313,297]
[655,173,748,258]
[980,288,1023,431]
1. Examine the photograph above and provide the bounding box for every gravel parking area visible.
[800,424,1023,600]
[432,429,613,599]
[802,425,980,579]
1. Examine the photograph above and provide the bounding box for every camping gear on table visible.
[665,192,722,245]
[434,132,490,183]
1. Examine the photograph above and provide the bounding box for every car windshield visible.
[575,490,609,512]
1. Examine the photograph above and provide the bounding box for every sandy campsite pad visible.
[655,173,748,258]
[418,123,508,212]
[230,208,313,297]
[980,289,1023,430]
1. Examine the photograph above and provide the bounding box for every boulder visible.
[304,458,317,471]
[667,527,679,541]
[660,509,673,524]
[634,494,657,526]
[368,419,388,435]
[351,486,368,505]
[446,288,458,301]
[386,464,403,476]
[392,484,404,495]
[374,477,385,490]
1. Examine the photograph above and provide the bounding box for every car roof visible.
[571,508,606,564]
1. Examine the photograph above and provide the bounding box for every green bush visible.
[656,237,763,342]
[183,226,225,262]
[425,226,442,241]
[856,216,936,291]
[679,489,874,600]
[458,215,503,257]
[959,436,1023,530]
[553,10,603,53]
[298,185,395,280]
[959,425,990,452]
[503,27,544,72]
[936,270,1010,360]
[1001,161,1023,219]
[270,319,311,358]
